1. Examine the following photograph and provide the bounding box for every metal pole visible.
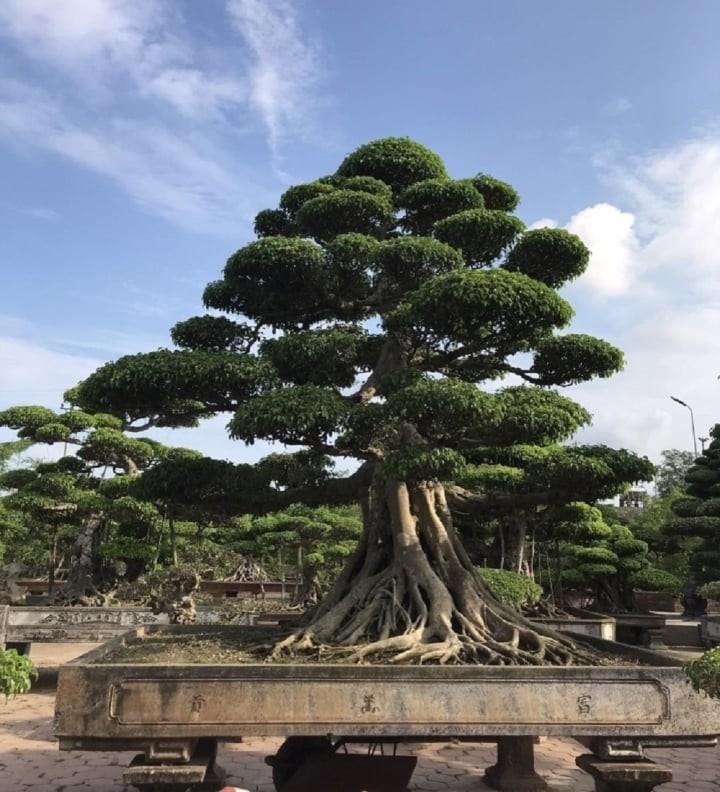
[670,396,698,456]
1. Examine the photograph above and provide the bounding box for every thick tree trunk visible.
[489,515,530,574]
[61,514,112,605]
[273,473,596,665]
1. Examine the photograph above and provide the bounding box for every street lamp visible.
[670,396,698,456]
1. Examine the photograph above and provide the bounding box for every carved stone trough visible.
[1,605,255,653]
[54,625,720,792]
[531,608,616,642]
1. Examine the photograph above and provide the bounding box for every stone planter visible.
[700,615,720,647]
[613,614,669,649]
[1,605,256,652]
[531,608,616,642]
[632,590,678,613]
[54,625,720,792]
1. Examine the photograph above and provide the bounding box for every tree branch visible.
[267,460,375,509]
[350,334,407,403]
[446,484,577,516]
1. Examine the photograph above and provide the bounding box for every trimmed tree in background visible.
[240,504,362,606]
[0,406,172,602]
[666,425,720,585]
[69,137,627,665]
[453,443,654,574]
[0,440,34,568]
[558,520,681,612]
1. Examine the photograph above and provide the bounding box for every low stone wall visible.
[1,605,256,649]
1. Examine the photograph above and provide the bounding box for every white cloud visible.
[0,333,273,465]
[0,336,101,414]
[0,0,161,65]
[142,68,247,119]
[569,305,720,461]
[0,1,245,119]
[566,203,640,297]
[0,81,253,233]
[528,218,558,230]
[562,135,720,462]
[614,140,720,295]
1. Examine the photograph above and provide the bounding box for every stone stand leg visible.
[576,754,672,792]
[484,737,548,791]
[123,738,227,792]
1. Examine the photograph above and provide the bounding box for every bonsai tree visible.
[241,504,363,605]
[666,425,720,584]
[69,137,627,665]
[563,522,681,612]
[454,443,654,574]
[0,406,171,602]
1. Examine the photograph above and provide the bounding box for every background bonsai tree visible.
[665,425,720,589]
[239,504,362,606]
[0,406,174,603]
[69,137,627,665]
[559,521,681,612]
[0,440,35,576]
[453,443,654,574]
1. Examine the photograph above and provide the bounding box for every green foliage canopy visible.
[66,137,627,522]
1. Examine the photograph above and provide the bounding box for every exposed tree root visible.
[272,479,603,667]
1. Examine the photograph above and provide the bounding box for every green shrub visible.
[684,648,720,699]
[699,581,720,601]
[630,567,682,593]
[0,649,38,700]
[477,567,543,610]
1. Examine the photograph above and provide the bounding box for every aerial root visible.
[269,558,602,667]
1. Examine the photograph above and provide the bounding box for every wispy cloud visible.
[0,312,165,359]
[20,207,58,220]
[603,96,632,116]
[227,0,323,159]
[0,80,250,233]
[0,0,324,230]
[0,1,246,120]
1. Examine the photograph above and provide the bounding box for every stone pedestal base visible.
[576,754,672,792]
[124,739,226,792]
[484,737,548,791]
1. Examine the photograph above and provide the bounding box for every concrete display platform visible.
[5,688,720,791]
[3,643,720,791]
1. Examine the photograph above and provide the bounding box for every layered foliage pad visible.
[71,137,624,498]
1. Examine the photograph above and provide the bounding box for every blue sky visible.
[1,0,720,466]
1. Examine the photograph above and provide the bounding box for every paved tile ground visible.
[0,642,718,791]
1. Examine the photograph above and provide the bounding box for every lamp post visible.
[700,437,709,453]
[670,396,698,456]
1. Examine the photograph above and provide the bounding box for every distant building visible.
[618,488,646,509]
